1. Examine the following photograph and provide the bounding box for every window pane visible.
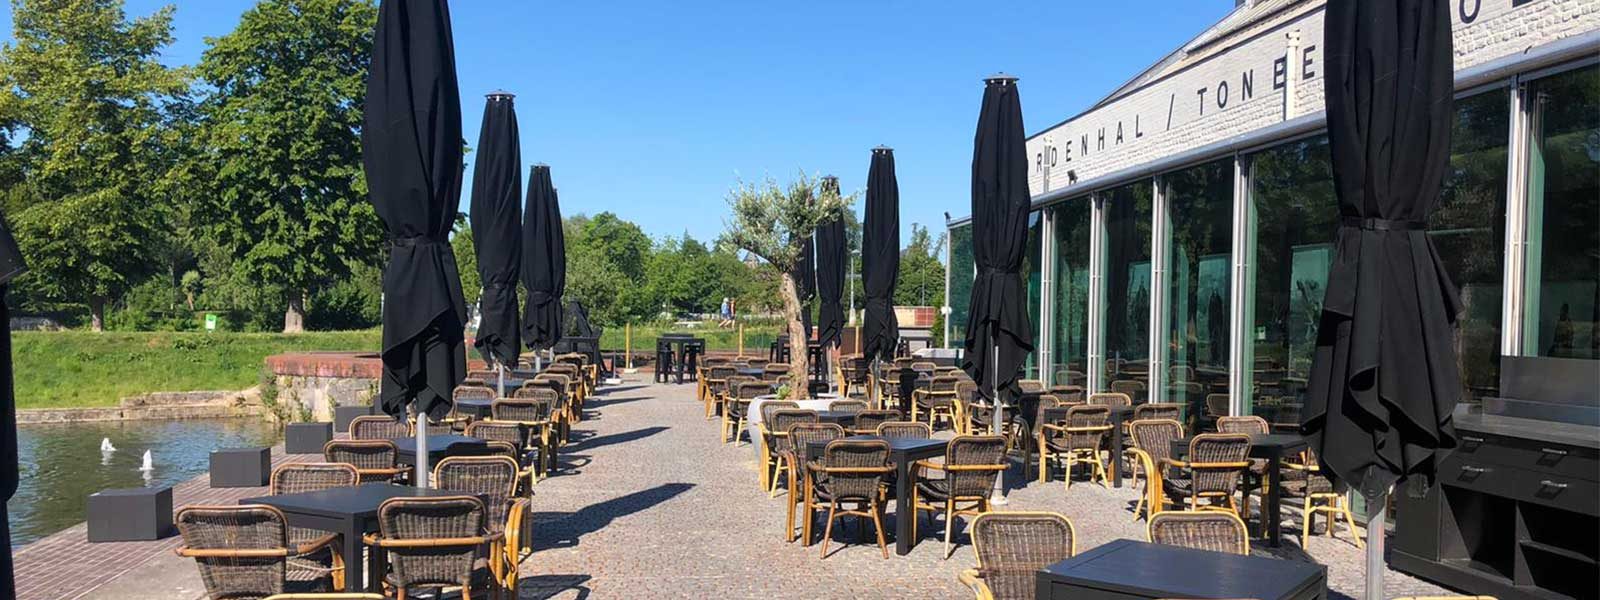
[1165,159,1233,427]
[1248,136,1338,430]
[1025,212,1043,380]
[1103,180,1154,401]
[1051,199,1092,389]
[1525,65,1599,360]
[948,223,974,343]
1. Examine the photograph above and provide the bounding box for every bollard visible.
[625,323,633,369]
[737,323,744,357]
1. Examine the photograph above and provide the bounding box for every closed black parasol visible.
[814,176,847,348]
[0,210,26,598]
[521,164,566,351]
[961,75,1034,399]
[362,0,467,422]
[469,91,522,369]
[860,147,900,362]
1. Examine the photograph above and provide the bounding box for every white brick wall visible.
[1024,0,1599,198]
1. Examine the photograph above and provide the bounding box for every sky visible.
[1,0,1233,249]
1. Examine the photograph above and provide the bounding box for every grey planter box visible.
[285,422,333,455]
[333,404,375,434]
[209,447,271,488]
[87,486,173,542]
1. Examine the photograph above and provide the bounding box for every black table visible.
[813,410,857,425]
[735,367,767,378]
[455,398,494,419]
[242,484,469,593]
[1168,433,1307,546]
[391,435,493,479]
[658,335,704,384]
[1036,538,1326,600]
[808,435,947,555]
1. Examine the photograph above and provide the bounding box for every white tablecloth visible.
[745,394,839,462]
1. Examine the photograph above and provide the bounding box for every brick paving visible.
[18,378,1455,599]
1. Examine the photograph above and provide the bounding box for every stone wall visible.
[18,389,265,424]
[264,352,383,422]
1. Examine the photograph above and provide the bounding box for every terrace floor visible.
[19,377,1453,599]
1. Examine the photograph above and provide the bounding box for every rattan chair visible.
[1215,415,1269,525]
[850,409,901,435]
[464,421,539,490]
[782,422,846,543]
[762,363,790,381]
[1017,379,1046,394]
[1126,419,1185,520]
[322,439,406,484]
[1038,405,1112,488]
[433,456,529,591]
[766,408,818,497]
[267,463,357,591]
[912,435,1008,559]
[449,385,495,428]
[1133,403,1182,422]
[723,381,771,445]
[1282,448,1364,549]
[348,415,408,440]
[912,375,962,430]
[957,512,1076,600]
[803,438,893,558]
[1087,392,1132,407]
[1147,510,1250,555]
[364,495,504,600]
[876,421,932,440]
[1109,379,1146,403]
[703,365,738,419]
[829,399,868,414]
[176,504,342,598]
[1160,433,1251,515]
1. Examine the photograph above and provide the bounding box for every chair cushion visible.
[915,477,952,501]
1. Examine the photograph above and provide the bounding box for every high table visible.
[1035,538,1327,599]
[809,435,948,555]
[242,484,471,593]
[391,434,493,480]
[1168,432,1307,546]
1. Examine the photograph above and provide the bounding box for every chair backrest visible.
[829,400,868,413]
[1205,393,1230,417]
[176,505,292,599]
[819,439,890,500]
[1217,415,1269,435]
[1133,402,1182,422]
[491,397,552,423]
[1049,385,1086,404]
[736,381,773,399]
[322,439,399,483]
[515,380,563,403]
[1017,379,1046,393]
[707,365,738,381]
[377,496,488,589]
[876,421,932,440]
[269,462,357,496]
[851,409,901,432]
[927,374,963,395]
[767,410,818,451]
[944,435,1008,499]
[349,415,408,440]
[910,361,938,373]
[1188,433,1252,496]
[1128,419,1185,464]
[1109,379,1145,398]
[433,456,518,533]
[762,363,790,380]
[1063,405,1112,449]
[970,512,1076,600]
[465,420,526,446]
[452,385,494,403]
[467,369,495,381]
[1169,365,1195,382]
[759,400,800,426]
[892,357,915,370]
[787,422,845,465]
[1087,392,1132,407]
[1147,510,1250,555]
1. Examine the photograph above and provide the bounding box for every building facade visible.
[946,0,1599,429]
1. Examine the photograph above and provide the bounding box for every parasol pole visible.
[990,342,1009,505]
[496,361,505,397]
[1366,487,1389,599]
[415,402,429,488]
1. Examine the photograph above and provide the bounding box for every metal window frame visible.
[1229,153,1252,416]
[1148,176,1170,403]
[1038,208,1057,385]
[1088,192,1107,394]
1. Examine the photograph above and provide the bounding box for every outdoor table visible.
[391,434,494,480]
[807,435,947,555]
[735,367,766,378]
[1168,432,1307,546]
[1035,538,1327,600]
[658,335,703,384]
[242,483,472,593]
[454,398,494,420]
[747,394,839,473]
[813,410,857,425]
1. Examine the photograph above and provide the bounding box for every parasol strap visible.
[1341,216,1426,231]
[483,282,513,290]
[392,235,444,247]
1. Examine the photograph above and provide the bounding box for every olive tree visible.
[722,173,852,399]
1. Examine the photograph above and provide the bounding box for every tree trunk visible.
[780,272,810,400]
[284,291,305,334]
[89,297,105,332]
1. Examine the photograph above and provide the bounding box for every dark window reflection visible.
[1051,199,1092,389]
[1526,65,1599,361]
[1025,212,1043,380]
[1103,180,1154,401]
[1165,159,1233,428]
[948,223,974,341]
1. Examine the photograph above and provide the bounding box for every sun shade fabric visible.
[521,164,566,351]
[1305,0,1460,499]
[362,0,467,420]
[961,77,1035,399]
[0,208,23,599]
[469,94,522,366]
[815,177,848,348]
[861,149,900,362]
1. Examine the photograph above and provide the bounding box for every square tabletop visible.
[1170,433,1307,458]
[242,483,468,521]
[807,435,947,459]
[391,434,488,452]
[1037,539,1326,600]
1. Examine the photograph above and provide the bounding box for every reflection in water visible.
[10,418,280,547]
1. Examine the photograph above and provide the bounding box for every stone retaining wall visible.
[265,352,382,421]
[18,388,265,424]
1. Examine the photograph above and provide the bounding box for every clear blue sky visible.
[2,0,1232,248]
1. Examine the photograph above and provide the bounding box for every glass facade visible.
[1101,180,1154,402]
[947,222,974,346]
[1164,160,1233,426]
[1024,212,1043,380]
[1050,200,1092,388]
[1523,65,1599,360]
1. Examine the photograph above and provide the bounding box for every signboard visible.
[205,313,218,331]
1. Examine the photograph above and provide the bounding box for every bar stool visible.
[655,339,675,383]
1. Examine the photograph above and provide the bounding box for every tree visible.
[0,0,191,330]
[188,0,381,333]
[895,223,946,307]
[723,173,851,399]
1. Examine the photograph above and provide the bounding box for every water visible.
[9,418,281,547]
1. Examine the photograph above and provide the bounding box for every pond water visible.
[9,418,281,547]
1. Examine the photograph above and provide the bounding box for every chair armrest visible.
[362,532,504,548]
[817,465,895,475]
[1189,461,1254,469]
[1158,457,1190,470]
[913,459,947,472]
[176,546,290,558]
[958,568,994,600]
[1282,460,1317,471]
[292,532,340,556]
[357,467,409,477]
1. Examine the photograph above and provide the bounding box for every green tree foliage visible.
[895,223,946,307]
[187,0,381,333]
[0,0,191,331]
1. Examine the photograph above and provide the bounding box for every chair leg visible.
[870,502,889,559]
[802,477,815,545]
[1301,496,1314,548]
[1340,494,1365,548]
[820,502,838,558]
[943,499,955,560]
[769,454,786,497]
[785,468,798,542]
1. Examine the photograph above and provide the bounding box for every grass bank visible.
[14,330,381,409]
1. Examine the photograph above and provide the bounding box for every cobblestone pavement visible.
[515,379,1451,600]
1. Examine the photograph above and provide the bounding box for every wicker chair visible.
[1109,379,1146,402]
[322,440,406,484]
[1087,392,1132,408]
[267,463,357,591]
[464,421,538,491]
[803,438,893,558]
[1049,385,1086,404]
[850,409,901,435]
[703,365,738,418]
[782,422,846,543]
[1133,403,1182,422]
[1216,415,1269,523]
[957,512,1076,600]
[535,372,580,424]
[433,456,529,591]
[912,435,1008,559]
[1126,419,1185,520]
[723,381,771,445]
[348,415,408,440]
[1017,380,1046,394]
[766,408,818,497]
[1038,405,1112,488]
[877,421,932,440]
[829,399,868,414]
[1160,433,1251,515]
[364,495,503,600]
[488,398,554,481]
[176,504,342,598]
[449,385,495,428]
[1282,448,1364,548]
[912,375,962,430]
[1147,510,1250,555]
[762,363,790,381]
